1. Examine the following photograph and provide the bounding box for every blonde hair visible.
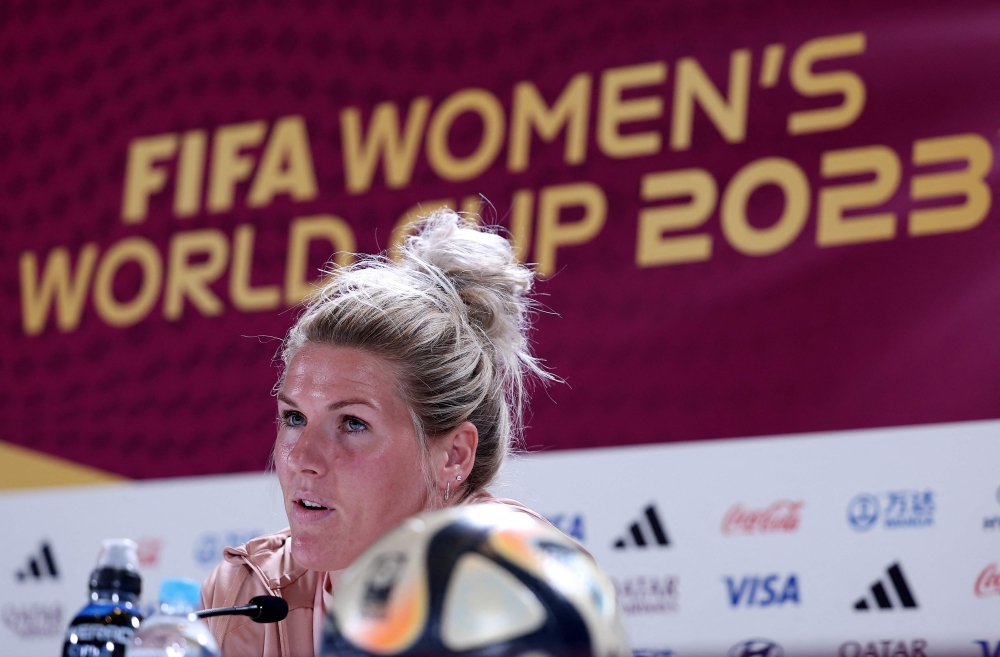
[279,210,551,498]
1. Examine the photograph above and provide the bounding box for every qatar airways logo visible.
[975,563,1000,598]
[721,500,804,535]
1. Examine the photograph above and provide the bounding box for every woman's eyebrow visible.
[277,393,298,407]
[327,398,376,411]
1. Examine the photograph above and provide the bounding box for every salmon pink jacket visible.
[200,491,549,657]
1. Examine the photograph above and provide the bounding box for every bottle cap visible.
[90,539,142,597]
[159,578,202,610]
[96,539,139,572]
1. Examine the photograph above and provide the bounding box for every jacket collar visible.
[224,528,315,598]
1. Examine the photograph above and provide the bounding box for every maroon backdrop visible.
[3,0,1000,479]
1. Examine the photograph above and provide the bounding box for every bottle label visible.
[64,622,135,656]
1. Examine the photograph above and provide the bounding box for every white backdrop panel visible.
[2,420,999,657]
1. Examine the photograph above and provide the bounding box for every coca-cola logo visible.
[974,562,1000,598]
[136,537,164,568]
[721,500,804,535]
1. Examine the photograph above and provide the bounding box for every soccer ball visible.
[320,504,631,657]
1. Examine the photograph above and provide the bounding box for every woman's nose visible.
[285,425,329,476]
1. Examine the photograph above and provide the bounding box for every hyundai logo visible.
[728,639,784,657]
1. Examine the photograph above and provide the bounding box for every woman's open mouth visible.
[290,493,335,523]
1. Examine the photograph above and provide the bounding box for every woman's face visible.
[274,342,431,572]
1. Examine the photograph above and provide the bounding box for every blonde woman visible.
[202,211,553,657]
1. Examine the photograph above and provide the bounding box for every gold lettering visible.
[163,229,229,319]
[721,158,810,255]
[121,133,178,224]
[19,244,99,335]
[597,62,667,158]
[817,145,900,246]
[535,182,607,277]
[510,189,534,262]
[910,134,993,236]
[636,169,717,266]
[341,97,431,194]
[92,237,163,327]
[285,215,357,305]
[759,44,786,88]
[508,73,592,172]
[174,130,207,218]
[787,33,866,135]
[230,224,281,312]
[426,89,506,182]
[247,115,319,208]
[207,121,267,213]
[671,49,751,150]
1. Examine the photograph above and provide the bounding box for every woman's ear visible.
[433,421,478,493]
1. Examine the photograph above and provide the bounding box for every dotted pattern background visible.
[1,0,1000,479]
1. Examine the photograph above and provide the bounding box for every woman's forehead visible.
[281,343,401,405]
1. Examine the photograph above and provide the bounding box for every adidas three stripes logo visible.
[613,504,671,549]
[854,562,918,610]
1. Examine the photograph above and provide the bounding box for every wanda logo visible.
[722,500,804,535]
[974,562,1000,597]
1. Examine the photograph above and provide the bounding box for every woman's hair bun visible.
[398,210,538,379]
[283,207,553,495]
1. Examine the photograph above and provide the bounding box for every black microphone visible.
[196,595,289,623]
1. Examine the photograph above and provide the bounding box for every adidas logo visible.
[853,562,917,610]
[15,541,59,582]
[613,504,670,549]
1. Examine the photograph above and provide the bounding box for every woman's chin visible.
[290,532,345,572]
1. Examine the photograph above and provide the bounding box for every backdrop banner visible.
[3,1,1000,655]
[3,421,1000,656]
[4,0,1000,477]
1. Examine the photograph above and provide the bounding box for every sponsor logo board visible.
[848,491,935,532]
[612,575,679,614]
[837,639,928,657]
[725,574,800,607]
[721,500,803,536]
[613,504,670,550]
[854,562,918,611]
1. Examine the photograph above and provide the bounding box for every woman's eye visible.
[344,417,367,432]
[281,410,306,427]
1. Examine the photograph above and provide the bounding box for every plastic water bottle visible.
[62,538,144,657]
[129,578,220,657]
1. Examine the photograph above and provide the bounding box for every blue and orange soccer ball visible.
[321,504,630,657]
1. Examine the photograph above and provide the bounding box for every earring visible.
[444,481,451,502]
[456,475,462,482]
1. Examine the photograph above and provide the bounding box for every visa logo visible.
[725,574,800,607]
